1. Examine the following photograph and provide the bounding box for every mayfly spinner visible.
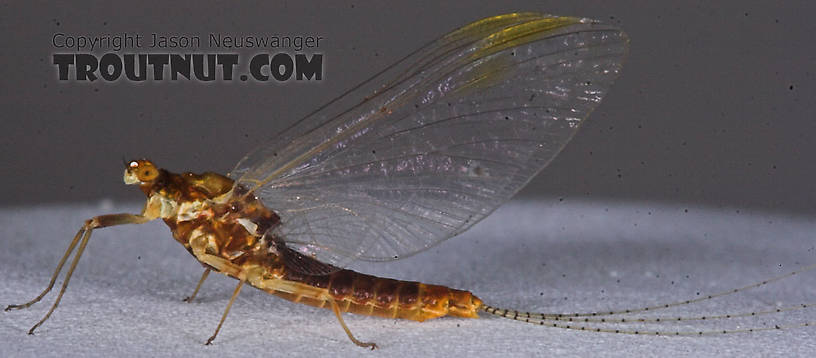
[7,13,815,349]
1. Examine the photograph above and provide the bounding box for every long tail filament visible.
[481,262,816,336]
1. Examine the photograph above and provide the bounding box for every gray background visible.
[3,201,816,357]
[3,2,816,356]
[1,1,815,213]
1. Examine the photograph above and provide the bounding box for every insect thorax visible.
[145,169,281,271]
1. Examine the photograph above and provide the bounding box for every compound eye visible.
[139,167,158,181]
[127,159,159,182]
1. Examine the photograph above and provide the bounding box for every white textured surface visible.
[2,199,815,357]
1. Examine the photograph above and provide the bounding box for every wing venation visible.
[231,13,629,271]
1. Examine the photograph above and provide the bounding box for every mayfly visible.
[7,13,815,349]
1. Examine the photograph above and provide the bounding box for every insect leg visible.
[25,225,93,334]
[329,298,377,350]
[205,279,244,345]
[5,226,85,312]
[7,213,153,334]
[184,268,211,303]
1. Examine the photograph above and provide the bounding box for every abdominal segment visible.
[259,268,483,321]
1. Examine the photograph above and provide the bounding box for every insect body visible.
[7,13,812,349]
[135,159,482,347]
[136,158,482,319]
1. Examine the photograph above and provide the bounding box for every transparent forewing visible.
[231,13,629,270]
